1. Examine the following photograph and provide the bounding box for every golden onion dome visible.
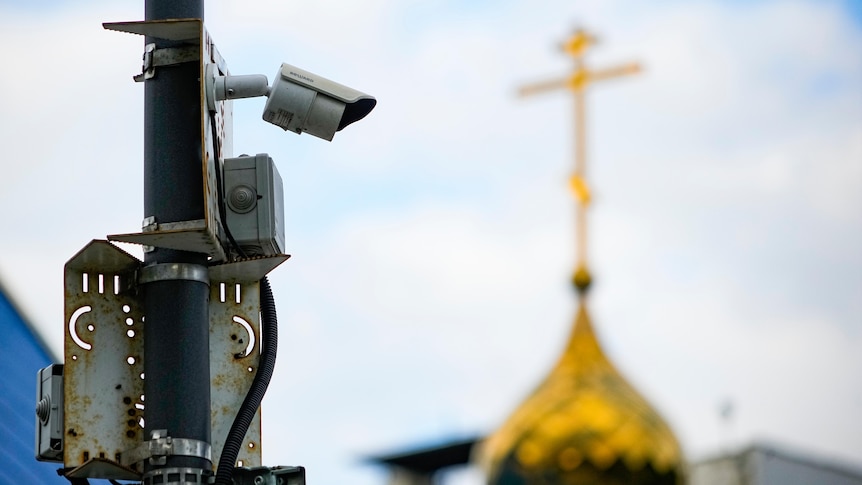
[476,304,685,485]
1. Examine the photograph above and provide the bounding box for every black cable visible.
[209,111,246,259]
[208,109,279,484]
[214,275,278,485]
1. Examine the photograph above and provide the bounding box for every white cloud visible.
[1,1,860,484]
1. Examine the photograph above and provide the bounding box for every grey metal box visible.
[35,364,64,462]
[223,154,285,256]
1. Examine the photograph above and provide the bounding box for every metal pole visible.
[142,0,211,480]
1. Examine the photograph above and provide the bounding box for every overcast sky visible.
[1,0,860,483]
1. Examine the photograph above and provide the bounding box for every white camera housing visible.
[262,63,376,141]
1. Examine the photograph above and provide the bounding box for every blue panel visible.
[0,287,65,483]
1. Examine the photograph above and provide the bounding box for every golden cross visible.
[519,29,640,295]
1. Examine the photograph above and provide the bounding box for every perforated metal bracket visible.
[121,430,212,467]
[62,240,268,478]
[63,240,144,475]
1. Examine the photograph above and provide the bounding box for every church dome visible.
[477,304,685,485]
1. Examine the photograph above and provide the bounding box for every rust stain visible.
[209,280,262,466]
[64,242,145,468]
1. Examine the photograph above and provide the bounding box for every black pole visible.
[142,0,211,480]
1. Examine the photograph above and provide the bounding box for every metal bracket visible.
[104,18,235,265]
[121,430,212,467]
[232,466,306,485]
[110,218,228,262]
[63,458,140,481]
[62,240,265,477]
[134,43,201,82]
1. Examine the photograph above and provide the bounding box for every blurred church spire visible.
[477,29,685,485]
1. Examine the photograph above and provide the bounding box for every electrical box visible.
[35,364,64,462]
[223,154,285,256]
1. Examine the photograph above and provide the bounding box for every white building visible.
[690,443,862,485]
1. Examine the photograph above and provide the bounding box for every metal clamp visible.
[139,263,210,286]
[142,216,158,232]
[141,216,158,253]
[135,43,201,82]
[122,430,212,467]
[143,466,212,485]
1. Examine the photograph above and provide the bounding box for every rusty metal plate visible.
[209,279,262,469]
[64,240,145,472]
[63,241,266,478]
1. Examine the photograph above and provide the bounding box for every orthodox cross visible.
[519,29,640,295]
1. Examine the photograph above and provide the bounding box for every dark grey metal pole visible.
[142,0,211,480]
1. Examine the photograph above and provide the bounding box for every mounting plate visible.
[104,18,234,261]
[62,240,270,478]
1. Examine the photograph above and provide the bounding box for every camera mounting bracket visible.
[104,19,204,82]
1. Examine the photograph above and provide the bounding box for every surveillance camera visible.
[262,63,377,141]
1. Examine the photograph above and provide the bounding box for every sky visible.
[1,0,861,484]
